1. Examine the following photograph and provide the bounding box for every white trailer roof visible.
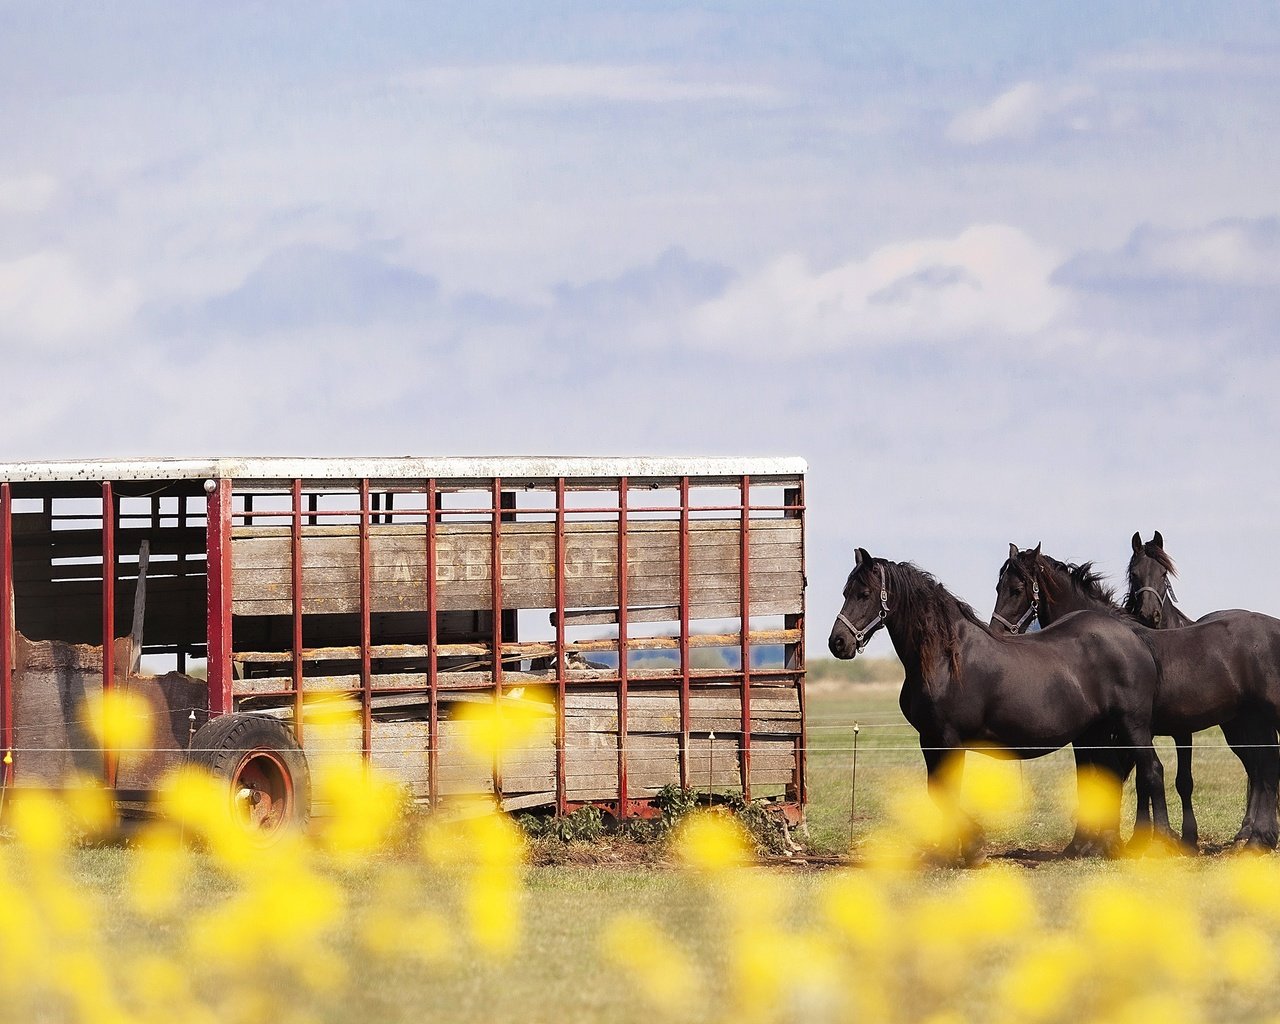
[0,456,807,484]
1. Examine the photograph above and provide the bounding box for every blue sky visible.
[2,2,1279,645]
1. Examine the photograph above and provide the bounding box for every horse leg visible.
[922,742,982,864]
[1063,729,1126,858]
[1220,715,1260,847]
[1226,716,1280,850]
[1120,723,1173,850]
[1171,731,1198,850]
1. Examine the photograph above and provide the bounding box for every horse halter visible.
[1133,577,1178,612]
[836,566,890,653]
[993,569,1039,635]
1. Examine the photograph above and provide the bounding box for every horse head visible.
[991,542,1042,634]
[1127,531,1177,627]
[829,547,891,659]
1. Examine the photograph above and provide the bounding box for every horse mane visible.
[875,559,988,682]
[1008,548,1133,621]
[1130,541,1178,577]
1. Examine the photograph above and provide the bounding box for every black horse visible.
[830,549,1173,859]
[1125,530,1280,846]
[993,542,1280,849]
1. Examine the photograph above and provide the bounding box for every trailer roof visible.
[0,456,806,485]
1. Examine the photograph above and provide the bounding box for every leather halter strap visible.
[993,570,1039,635]
[836,566,890,653]
[1134,579,1177,608]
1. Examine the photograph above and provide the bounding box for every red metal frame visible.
[739,475,752,800]
[101,481,117,787]
[206,480,234,717]
[789,478,807,805]
[490,478,504,798]
[426,479,440,806]
[199,468,806,817]
[677,476,691,790]
[359,479,373,759]
[616,478,629,816]
[0,483,13,786]
[291,479,305,745]
[554,477,568,815]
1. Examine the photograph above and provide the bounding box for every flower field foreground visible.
[2,693,1280,1023]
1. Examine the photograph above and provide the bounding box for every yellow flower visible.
[1071,764,1123,836]
[1000,936,1091,1020]
[674,810,752,872]
[9,789,69,859]
[957,748,1026,829]
[600,913,701,1013]
[456,688,555,761]
[822,870,894,952]
[128,825,189,919]
[312,756,401,862]
[83,687,153,752]
[1217,922,1274,990]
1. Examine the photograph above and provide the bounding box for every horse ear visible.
[1132,531,1143,554]
[1033,542,1042,557]
[1153,530,1164,549]
[854,547,871,567]
[1008,542,1018,560]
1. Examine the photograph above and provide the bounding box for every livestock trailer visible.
[0,457,807,833]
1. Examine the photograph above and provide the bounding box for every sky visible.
[1,2,1279,652]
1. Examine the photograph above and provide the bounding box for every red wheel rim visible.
[230,748,294,840]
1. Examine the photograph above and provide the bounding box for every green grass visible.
[805,681,1254,855]
[43,684,1266,1024]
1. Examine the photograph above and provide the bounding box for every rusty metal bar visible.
[490,478,503,799]
[554,477,567,815]
[617,478,629,817]
[359,479,372,760]
[678,476,690,791]
[0,483,13,786]
[426,479,439,807]
[739,475,752,800]
[291,479,304,746]
[102,481,117,787]
[205,480,234,716]
[790,478,807,805]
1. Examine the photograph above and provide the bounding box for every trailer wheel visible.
[188,714,310,843]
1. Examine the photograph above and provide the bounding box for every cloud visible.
[682,224,1065,354]
[179,244,441,335]
[0,250,138,348]
[401,64,780,105]
[552,246,735,319]
[1054,217,1280,290]
[0,173,58,215]
[946,81,1098,145]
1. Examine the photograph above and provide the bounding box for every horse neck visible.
[1163,603,1195,629]
[1038,566,1113,625]
[881,582,972,692]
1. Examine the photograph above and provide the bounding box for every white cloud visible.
[683,224,1066,354]
[0,173,58,215]
[402,63,780,105]
[947,81,1097,145]
[1055,217,1280,289]
[0,251,138,347]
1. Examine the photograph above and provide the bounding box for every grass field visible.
[20,681,1269,1024]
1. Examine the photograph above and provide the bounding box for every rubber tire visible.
[188,713,311,844]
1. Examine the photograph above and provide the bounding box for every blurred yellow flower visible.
[83,686,153,752]
[312,756,401,861]
[457,688,554,762]
[674,810,752,872]
[1071,764,1123,837]
[1000,935,1091,1020]
[601,913,701,1013]
[1217,921,1274,989]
